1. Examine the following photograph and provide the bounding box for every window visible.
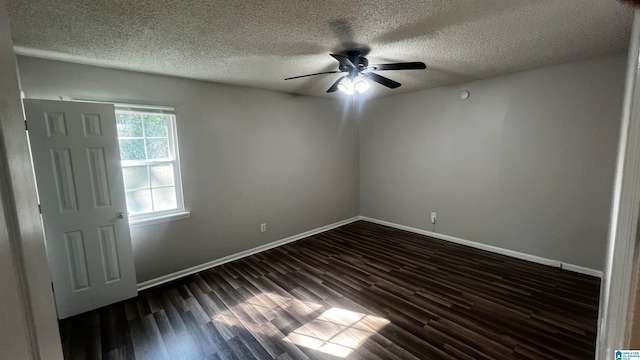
[115,106,186,224]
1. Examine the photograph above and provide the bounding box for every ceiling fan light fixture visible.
[353,77,370,93]
[337,76,370,95]
[337,77,354,94]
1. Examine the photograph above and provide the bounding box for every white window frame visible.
[115,104,188,226]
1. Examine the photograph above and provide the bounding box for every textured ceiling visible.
[7,0,634,98]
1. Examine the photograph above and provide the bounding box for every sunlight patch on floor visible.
[283,307,390,358]
[212,293,323,333]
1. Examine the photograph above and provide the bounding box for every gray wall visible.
[18,56,359,282]
[359,54,626,271]
[18,52,625,280]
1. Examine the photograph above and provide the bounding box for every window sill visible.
[129,211,190,228]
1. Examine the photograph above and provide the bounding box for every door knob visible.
[116,212,125,220]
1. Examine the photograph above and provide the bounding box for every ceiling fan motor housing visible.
[340,50,369,75]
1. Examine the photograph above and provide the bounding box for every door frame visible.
[596,9,640,359]
[0,0,63,358]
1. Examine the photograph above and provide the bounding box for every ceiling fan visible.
[284,50,426,94]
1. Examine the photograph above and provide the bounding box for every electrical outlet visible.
[430,212,437,224]
[260,223,267,232]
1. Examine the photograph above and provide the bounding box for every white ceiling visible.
[7,0,634,98]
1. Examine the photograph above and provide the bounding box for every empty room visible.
[2,0,640,359]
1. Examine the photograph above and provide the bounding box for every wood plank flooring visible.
[59,221,601,359]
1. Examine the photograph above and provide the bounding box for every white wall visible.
[18,56,359,282]
[359,54,626,271]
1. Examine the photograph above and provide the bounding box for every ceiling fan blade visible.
[284,71,342,80]
[327,76,347,93]
[363,72,401,89]
[330,54,356,69]
[371,62,426,71]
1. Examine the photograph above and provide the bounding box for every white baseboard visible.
[560,263,603,278]
[137,216,362,291]
[360,216,603,278]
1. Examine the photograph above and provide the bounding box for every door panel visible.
[24,99,137,319]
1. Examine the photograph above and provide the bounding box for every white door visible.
[24,99,137,319]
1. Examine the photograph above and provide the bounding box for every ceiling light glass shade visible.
[353,77,370,93]
[337,77,354,94]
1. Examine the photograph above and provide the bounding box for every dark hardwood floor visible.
[59,221,601,359]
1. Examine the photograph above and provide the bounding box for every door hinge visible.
[51,282,54,293]
[38,204,41,214]
[24,120,28,131]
